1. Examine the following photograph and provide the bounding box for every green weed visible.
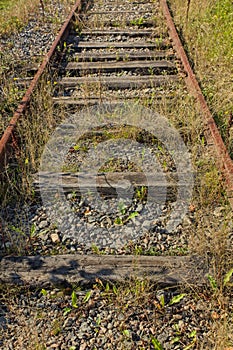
[130,17,145,26]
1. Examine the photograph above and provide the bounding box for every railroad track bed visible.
[54,0,184,108]
[0,0,232,283]
[1,0,207,257]
[0,0,233,349]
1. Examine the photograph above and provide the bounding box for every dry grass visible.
[0,0,74,202]
[0,277,232,349]
[0,0,232,348]
[169,0,233,347]
[170,0,233,155]
[0,0,74,36]
[0,0,42,36]
[0,72,68,204]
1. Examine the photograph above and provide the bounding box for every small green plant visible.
[158,294,165,308]
[63,290,79,315]
[171,324,197,348]
[126,211,138,221]
[118,201,126,215]
[30,223,36,238]
[134,245,143,255]
[71,290,79,308]
[91,243,101,254]
[223,268,233,287]
[208,268,233,292]
[105,282,110,292]
[96,315,101,326]
[122,329,130,338]
[113,284,118,295]
[135,186,147,201]
[83,290,92,303]
[41,288,48,296]
[208,274,218,292]
[169,293,186,306]
[173,322,181,335]
[130,17,145,26]
[184,329,197,349]
[148,66,154,75]
[171,336,180,344]
[155,37,164,45]
[63,307,72,316]
[114,210,138,226]
[151,336,163,350]
[114,217,124,225]
[8,225,25,237]
[183,332,197,350]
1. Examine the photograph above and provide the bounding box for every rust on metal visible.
[0,0,82,166]
[160,0,233,206]
[1,0,233,210]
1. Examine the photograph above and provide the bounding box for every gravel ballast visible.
[1,282,232,350]
[0,0,233,349]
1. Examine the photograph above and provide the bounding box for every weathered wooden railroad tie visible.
[0,255,209,287]
[0,0,232,288]
[53,1,180,107]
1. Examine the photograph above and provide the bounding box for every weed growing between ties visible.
[148,81,233,348]
[0,1,232,349]
[0,277,232,349]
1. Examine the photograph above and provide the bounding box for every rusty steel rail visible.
[160,0,233,207]
[0,0,82,166]
[1,0,233,209]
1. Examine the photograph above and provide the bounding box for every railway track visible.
[0,1,233,349]
[0,0,232,285]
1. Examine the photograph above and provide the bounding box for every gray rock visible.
[0,316,7,329]
[38,220,48,229]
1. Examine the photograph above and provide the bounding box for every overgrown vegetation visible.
[169,0,233,347]
[0,73,69,205]
[171,0,233,156]
[1,276,232,348]
[0,0,232,348]
[0,0,74,202]
[0,0,42,35]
